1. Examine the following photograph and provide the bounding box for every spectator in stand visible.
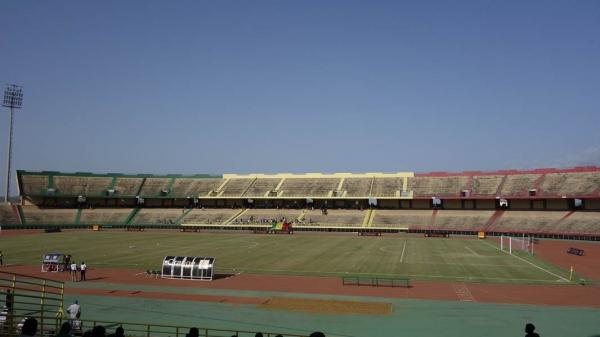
[186,327,199,337]
[80,262,87,281]
[70,261,78,282]
[525,323,540,337]
[55,322,72,337]
[19,317,37,337]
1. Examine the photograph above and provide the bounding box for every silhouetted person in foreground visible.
[91,325,106,337]
[525,323,540,337]
[255,333,263,337]
[56,322,72,337]
[19,318,38,337]
[186,327,199,337]
[108,326,124,337]
[310,332,326,337]
[5,289,14,312]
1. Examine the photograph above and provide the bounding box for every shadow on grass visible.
[213,273,235,280]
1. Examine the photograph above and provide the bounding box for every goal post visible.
[500,235,534,255]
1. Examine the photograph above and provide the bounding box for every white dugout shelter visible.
[161,256,215,281]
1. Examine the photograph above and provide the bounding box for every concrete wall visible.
[510,199,530,210]
[476,199,495,209]
[547,199,569,210]
[585,199,600,210]
[443,200,462,209]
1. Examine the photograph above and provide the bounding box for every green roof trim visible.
[17,170,222,197]
[17,170,221,179]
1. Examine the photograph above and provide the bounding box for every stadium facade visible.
[0,166,598,240]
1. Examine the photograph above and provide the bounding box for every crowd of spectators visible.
[14,317,541,337]
[14,318,329,337]
[233,215,301,225]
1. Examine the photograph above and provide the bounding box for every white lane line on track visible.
[480,240,569,282]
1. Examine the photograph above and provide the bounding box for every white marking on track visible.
[452,283,475,302]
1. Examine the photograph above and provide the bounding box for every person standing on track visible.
[64,254,71,272]
[0,250,4,266]
[80,262,87,281]
[70,261,78,282]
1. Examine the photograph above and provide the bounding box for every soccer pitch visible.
[0,231,572,284]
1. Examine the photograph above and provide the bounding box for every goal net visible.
[500,235,534,255]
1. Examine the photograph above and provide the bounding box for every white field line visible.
[400,240,407,263]
[407,261,534,268]
[465,246,479,256]
[480,240,569,282]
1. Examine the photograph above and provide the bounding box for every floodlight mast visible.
[3,84,23,203]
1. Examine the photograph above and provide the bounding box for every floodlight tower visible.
[3,84,23,202]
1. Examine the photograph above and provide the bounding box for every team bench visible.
[359,231,382,236]
[567,247,585,256]
[424,232,449,238]
[342,275,411,288]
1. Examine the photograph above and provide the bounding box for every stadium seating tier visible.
[0,204,19,224]
[279,178,340,197]
[21,206,77,225]
[79,208,134,224]
[54,176,112,197]
[113,177,144,196]
[472,175,504,196]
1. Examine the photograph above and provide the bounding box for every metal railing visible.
[0,271,64,336]
[75,319,308,337]
[0,271,308,337]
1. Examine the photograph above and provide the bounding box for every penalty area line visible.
[400,240,407,263]
[465,246,479,256]
[479,240,569,282]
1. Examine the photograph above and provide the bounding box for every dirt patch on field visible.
[532,240,600,281]
[259,297,392,315]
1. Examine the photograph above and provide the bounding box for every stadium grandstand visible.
[2,166,599,239]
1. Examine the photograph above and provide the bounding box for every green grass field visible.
[0,231,572,284]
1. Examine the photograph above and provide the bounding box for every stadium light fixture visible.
[3,84,23,202]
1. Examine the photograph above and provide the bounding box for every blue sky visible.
[1,1,599,193]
